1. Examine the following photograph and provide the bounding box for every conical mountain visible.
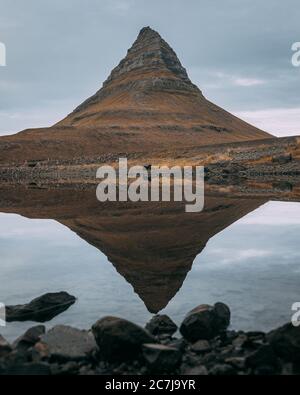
[59,26,271,140]
[0,27,272,164]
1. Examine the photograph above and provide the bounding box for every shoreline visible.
[1,302,299,375]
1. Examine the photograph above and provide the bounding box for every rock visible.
[145,315,177,336]
[191,340,211,354]
[6,292,76,323]
[0,335,12,357]
[92,316,155,361]
[272,153,292,164]
[3,362,51,375]
[267,323,300,362]
[225,357,246,370]
[35,325,97,361]
[13,325,46,350]
[209,364,236,375]
[180,302,231,342]
[246,345,279,373]
[142,344,181,372]
[168,338,187,352]
[232,334,248,348]
[182,365,208,375]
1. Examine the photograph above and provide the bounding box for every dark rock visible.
[3,362,51,375]
[13,325,46,351]
[36,325,97,361]
[6,292,76,323]
[182,365,208,375]
[191,340,211,354]
[225,357,246,370]
[142,344,181,372]
[50,361,79,375]
[246,345,279,373]
[272,153,292,164]
[232,334,248,349]
[0,335,12,357]
[180,302,231,342]
[209,363,236,375]
[145,314,177,336]
[92,316,155,362]
[167,338,187,352]
[267,323,300,362]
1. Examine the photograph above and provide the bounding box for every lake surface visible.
[0,197,300,342]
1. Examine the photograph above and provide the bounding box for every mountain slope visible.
[0,27,273,165]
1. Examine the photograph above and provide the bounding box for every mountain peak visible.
[55,28,272,145]
[137,26,161,40]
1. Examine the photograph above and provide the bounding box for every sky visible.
[0,0,299,137]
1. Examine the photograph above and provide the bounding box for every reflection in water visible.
[0,184,299,340]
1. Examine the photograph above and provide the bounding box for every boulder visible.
[6,292,76,323]
[267,323,300,362]
[272,153,292,164]
[35,325,97,361]
[0,335,12,358]
[142,344,181,372]
[180,302,230,342]
[13,325,45,350]
[92,316,155,361]
[246,345,279,373]
[191,339,211,353]
[145,315,177,336]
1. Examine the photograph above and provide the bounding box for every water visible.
[0,197,300,342]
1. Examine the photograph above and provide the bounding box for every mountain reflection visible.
[0,183,282,313]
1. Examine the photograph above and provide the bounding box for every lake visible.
[0,185,299,342]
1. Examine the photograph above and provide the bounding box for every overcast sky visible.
[0,0,299,137]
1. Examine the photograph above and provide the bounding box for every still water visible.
[0,201,300,341]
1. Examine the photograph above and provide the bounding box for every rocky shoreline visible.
[1,302,299,375]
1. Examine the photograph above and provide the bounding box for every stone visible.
[209,364,236,375]
[92,316,155,361]
[13,325,46,350]
[272,153,292,164]
[182,365,208,375]
[6,292,76,323]
[142,344,181,372]
[180,302,231,342]
[225,357,246,370]
[0,335,12,357]
[267,323,300,362]
[246,345,279,372]
[145,314,177,336]
[191,340,211,353]
[36,325,97,361]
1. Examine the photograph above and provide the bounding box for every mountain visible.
[0,27,272,165]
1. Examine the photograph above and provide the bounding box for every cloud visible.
[233,78,266,87]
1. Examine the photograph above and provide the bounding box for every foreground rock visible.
[6,292,76,323]
[35,325,97,362]
[180,302,231,342]
[1,302,300,375]
[268,323,300,362]
[145,315,177,336]
[142,344,182,372]
[13,325,45,351]
[92,317,155,361]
